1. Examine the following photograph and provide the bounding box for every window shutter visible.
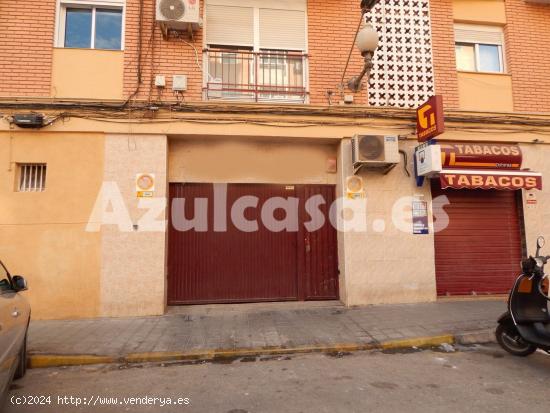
[259,9,306,51]
[454,25,504,45]
[206,5,254,46]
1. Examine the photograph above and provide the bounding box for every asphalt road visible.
[5,344,550,413]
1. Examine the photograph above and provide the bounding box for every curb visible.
[28,332,495,369]
[454,329,495,345]
[29,355,118,369]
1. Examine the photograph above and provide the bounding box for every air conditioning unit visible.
[156,0,201,31]
[351,135,400,173]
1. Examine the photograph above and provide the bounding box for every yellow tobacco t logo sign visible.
[416,96,444,142]
[418,104,435,129]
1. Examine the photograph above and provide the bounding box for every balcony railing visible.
[204,49,308,103]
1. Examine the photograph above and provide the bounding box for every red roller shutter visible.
[167,183,338,304]
[432,180,523,296]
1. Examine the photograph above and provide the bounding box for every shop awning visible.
[440,169,542,190]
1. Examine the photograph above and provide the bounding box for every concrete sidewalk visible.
[27,299,505,367]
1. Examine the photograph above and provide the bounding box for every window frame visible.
[202,3,309,103]
[455,41,504,74]
[54,0,126,50]
[454,24,506,75]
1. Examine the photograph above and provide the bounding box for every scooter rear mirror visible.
[536,236,546,257]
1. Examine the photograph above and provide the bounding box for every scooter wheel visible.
[496,323,537,357]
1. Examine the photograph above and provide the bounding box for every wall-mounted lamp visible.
[347,23,379,93]
[360,0,379,10]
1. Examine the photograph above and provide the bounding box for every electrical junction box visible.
[172,75,188,91]
[155,75,166,87]
[12,113,45,128]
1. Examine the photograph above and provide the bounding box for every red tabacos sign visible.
[440,171,542,190]
[417,95,445,142]
[440,143,523,170]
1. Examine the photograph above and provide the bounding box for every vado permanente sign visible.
[417,95,445,142]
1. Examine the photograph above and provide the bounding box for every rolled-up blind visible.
[259,8,306,51]
[454,24,503,45]
[206,4,254,46]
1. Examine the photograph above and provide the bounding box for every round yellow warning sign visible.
[136,173,155,197]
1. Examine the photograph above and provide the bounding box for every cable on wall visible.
[182,38,202,72]
[399,149,411,177]
[122,0,145,107]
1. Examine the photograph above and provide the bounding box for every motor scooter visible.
[496,236,550,356]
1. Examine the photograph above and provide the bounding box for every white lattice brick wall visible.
[366,0,435,108]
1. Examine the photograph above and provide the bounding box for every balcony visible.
[204,49,308,103]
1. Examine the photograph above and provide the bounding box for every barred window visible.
[18,164,47,192]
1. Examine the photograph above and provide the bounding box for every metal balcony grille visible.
[204,49,308,103]
[18,163,47,192]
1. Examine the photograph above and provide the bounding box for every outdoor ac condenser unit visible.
[156,0,201,31]
[351,135,400,173]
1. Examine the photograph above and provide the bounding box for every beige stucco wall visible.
[453,0,506,24]
[51,48,124,100]
[457,72,514,112]
[337,139,437,306]
[99,134,168,317]
[0,132,168,319]
[520,144,550,250]
[169,137,338,184]
[0,132,104,319]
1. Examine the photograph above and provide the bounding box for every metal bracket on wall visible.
[159,22,169,39]
[159,23,195,41]
[353,163,398,175]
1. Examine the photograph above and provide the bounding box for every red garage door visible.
[432,181,523,296]
[168,183,338,304]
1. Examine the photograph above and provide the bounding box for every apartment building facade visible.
[1,0,549,319]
